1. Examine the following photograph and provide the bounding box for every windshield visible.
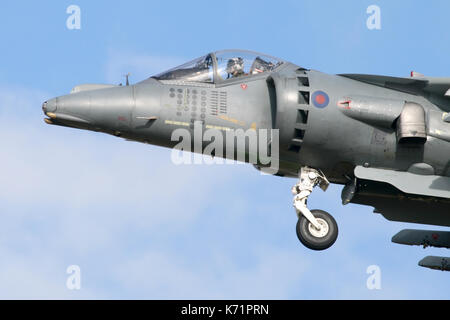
[153,54,214,82]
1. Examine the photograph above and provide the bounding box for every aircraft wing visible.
[345,166,450,227]
[340,73,450,104]
[354,166,450,199]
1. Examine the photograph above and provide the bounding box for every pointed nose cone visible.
[43,80,163,136]
[42,85,137,131]
[42,98,57,113]
[42,92,92,127]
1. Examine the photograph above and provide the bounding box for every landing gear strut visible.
[292,167,338,250]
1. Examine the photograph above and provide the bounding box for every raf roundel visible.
[312,91,330,108]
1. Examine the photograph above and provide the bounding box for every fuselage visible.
[42,55,450,184]
[41,49,450,253]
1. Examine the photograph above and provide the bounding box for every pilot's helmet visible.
[226,57,244,75]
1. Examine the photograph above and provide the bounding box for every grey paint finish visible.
[418,256,450,271]
[392,229,450,249]
[355,166,450,199]
[338,95,405,128]
[42,49,450,231]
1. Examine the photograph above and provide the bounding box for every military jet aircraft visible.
[42,49,450,271]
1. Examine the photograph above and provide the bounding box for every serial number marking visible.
[224,304,269,315]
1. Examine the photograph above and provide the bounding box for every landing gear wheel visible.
[296,209,338,250]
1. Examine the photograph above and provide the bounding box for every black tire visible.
[296,209,338,250]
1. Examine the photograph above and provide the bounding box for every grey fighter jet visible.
[42,50,450,270]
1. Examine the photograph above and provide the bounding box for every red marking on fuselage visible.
[315,94,326,104]
[240,83,248,90]
[337,100,352,109]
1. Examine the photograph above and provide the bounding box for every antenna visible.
[124,73,131,86]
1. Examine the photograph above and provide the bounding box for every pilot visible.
[226,57,245,78]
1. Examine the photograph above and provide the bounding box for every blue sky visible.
[0,0,449,299]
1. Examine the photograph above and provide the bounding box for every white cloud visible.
[0,246,103,299]
[111,246,310,299]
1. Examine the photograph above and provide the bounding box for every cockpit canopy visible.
[152,50,284,83]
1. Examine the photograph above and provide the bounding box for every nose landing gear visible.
[292,167,338,250]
